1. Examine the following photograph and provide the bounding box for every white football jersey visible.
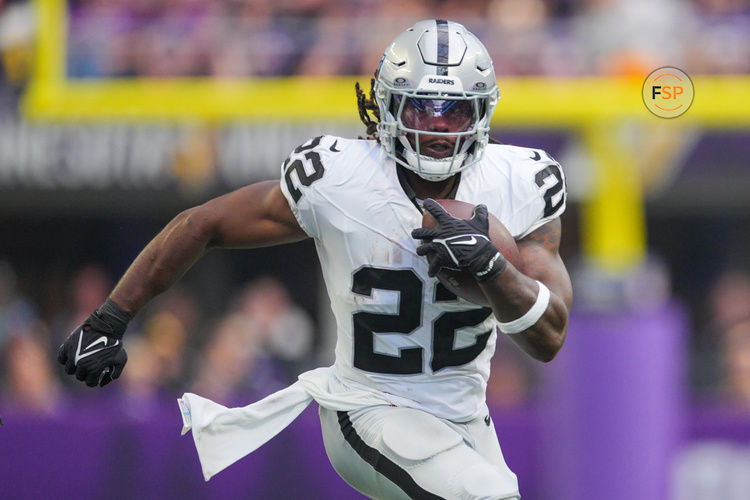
[279,136,566,421]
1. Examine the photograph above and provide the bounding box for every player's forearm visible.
[479,266,568,362]
[110,207,214,316]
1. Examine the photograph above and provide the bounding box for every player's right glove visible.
[57,298,132,387]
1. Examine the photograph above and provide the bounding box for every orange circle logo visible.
[642,67,694,118]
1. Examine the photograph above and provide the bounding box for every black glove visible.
[57,298,131,387]
[411,199,507,282]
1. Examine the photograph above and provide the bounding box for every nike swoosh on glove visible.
[57,299,131,387]
[411,199,507,282]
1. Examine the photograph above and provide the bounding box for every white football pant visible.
[319,404,520,500]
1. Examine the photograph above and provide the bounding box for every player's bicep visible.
[202,181,308,249]
[516,219,573,309]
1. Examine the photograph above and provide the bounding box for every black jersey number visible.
[534,163,565,218]
[432,286,493,372]
[352,267,493,375]
[284,136,324,203]
[352,267,423,374]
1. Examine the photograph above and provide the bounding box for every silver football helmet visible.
[375,20,500,182]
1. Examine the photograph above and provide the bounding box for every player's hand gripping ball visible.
[413,199,522,306]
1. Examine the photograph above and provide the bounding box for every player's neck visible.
[403,169,457,201]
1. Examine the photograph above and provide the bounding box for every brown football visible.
[421,199,522,306]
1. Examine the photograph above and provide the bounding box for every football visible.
[421,199,523,306]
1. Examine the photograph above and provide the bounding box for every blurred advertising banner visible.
[0,119,357,191]
[1,117,748,204]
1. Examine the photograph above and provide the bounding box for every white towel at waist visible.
[178,366,391,481]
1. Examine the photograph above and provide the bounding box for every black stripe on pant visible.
[337,411,445,500]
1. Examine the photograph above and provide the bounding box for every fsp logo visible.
[642,67,694,118]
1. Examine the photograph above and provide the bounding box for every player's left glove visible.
[57,298,132,387]
[411,199,507,282]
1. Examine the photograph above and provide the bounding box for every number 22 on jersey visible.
[352,267,493,375]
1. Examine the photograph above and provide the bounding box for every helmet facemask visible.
[376,83,498,181]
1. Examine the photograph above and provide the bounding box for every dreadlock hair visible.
[355,76,380,140]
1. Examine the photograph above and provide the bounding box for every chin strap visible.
[398,136,474,182]
[395,165,463,212]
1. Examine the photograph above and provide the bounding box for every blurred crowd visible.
[0,260,319,415]
[693,270,750,409]
[61,0,750,78]
[0,0,748,91]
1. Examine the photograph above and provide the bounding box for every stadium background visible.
[1,0,750,498]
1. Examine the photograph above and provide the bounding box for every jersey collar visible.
[396,165,462,213]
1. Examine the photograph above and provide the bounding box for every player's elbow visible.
[526,330,565,363]
[537,328,566,362]
[173,205,218,248]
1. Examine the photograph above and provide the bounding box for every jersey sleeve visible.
[509,150,567,239]
[278,136,332,239]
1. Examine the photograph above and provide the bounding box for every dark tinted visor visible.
[399,97,476,133]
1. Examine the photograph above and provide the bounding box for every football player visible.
[58,20,572,499]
